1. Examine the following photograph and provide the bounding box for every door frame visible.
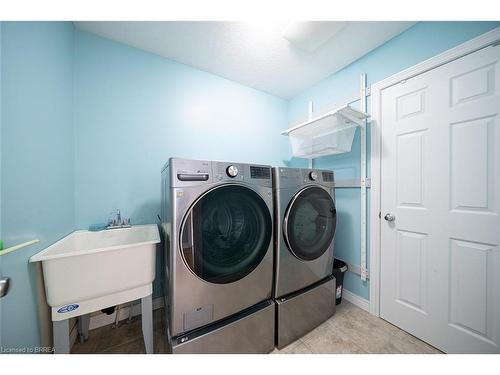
[369,26,500,316]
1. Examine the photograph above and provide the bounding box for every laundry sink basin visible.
[30,224,160,321]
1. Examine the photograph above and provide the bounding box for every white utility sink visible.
[30,224,160,322]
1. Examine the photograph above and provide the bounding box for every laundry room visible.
[1,1,499,373]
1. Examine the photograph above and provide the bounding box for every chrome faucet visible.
[106,209,131,229]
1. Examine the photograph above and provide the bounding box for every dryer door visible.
[180,185,272,284]
[284,186,337,261]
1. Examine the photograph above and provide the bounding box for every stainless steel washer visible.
[273,167,337,348]
[161,158,275,353]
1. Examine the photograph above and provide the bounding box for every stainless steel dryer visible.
[161,158,275,353]
[273,167,337,348]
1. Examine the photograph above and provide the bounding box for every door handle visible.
[384,213,395,222]
[0,277,11,298]
[177,173,209,182]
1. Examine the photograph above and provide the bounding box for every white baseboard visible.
[89,297,164,331]
[341,289,370,313]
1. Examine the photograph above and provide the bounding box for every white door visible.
[380,44,500,353]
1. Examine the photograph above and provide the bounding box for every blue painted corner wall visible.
[73,30,289,230]
[73,30,289,298]
[1,22,75,349]
[287,21,500,301]
[1,23,289,349]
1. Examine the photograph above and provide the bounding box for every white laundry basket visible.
[289,121,358,159]
[285,105,367,159]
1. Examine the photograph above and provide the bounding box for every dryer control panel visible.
[273,167,335,189]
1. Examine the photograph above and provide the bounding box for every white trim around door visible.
[369,26,500,317]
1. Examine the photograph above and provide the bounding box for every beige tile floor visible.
[71,300,442,354]
[272,301,441,354]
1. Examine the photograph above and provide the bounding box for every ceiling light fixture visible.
[283,21,347,52]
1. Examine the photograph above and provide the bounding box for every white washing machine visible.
[161,158,275,353]
[272,166,337,348]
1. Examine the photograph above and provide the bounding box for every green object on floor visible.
[0,240,3,251]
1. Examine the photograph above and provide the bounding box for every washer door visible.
[180,185,272,284]
[284,186,337,261]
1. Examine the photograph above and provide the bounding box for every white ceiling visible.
[74,21,416,99]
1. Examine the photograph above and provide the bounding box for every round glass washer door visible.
[284,186,337,261]
[180,185,272,284]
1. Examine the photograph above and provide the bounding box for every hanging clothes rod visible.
[0,239,40,256]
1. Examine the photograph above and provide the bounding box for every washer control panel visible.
[322,171,334,182]
[169,158,272,188]
[213,161,272,187]
[250,166,271,179]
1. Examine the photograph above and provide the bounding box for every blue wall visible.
[1,25,288,349]
[0,22,75,349]
[73,30,288,230]
[288,21,500,300]
[73,30,289,297]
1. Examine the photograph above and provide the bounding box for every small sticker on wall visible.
[57,304,79,314]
